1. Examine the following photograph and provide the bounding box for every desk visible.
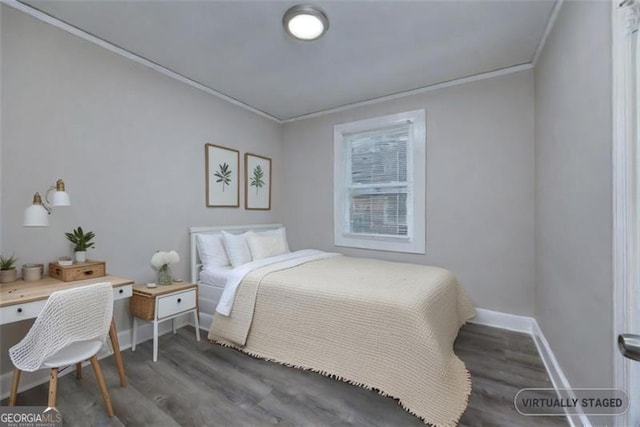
[0,275,133,387]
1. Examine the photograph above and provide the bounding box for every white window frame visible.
[333,109,426,254]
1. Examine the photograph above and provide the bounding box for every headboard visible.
[189,223,284,284]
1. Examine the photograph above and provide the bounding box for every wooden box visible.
[48,260,106,282]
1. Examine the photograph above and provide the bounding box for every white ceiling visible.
[23,0,556,122]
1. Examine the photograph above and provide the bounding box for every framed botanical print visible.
[245,153,272,210]
[205,143,239,207]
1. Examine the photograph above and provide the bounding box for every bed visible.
[190,224,476,427]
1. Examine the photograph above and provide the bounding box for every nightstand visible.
[130,282,201,362]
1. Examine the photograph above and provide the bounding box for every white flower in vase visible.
[151,250,180,285]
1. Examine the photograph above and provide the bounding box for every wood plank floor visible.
[4,324,568,426]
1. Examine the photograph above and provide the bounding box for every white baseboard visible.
[469,307,536,333]
[530,321,591,427]
[0,315,190,400]
[192,312,212,332]
[470,308,590,427]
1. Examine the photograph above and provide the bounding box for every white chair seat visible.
[42,340,104,368]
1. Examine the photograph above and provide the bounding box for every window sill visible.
[335,233,425,254]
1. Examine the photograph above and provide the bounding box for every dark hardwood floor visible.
[4,324,568,426]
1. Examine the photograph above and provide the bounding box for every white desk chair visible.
[8,282,115,418]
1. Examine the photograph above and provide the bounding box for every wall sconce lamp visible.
[23,179,71,227]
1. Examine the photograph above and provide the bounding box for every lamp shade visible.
[51,190,70,206]
[50,179,70,206]
[24,203,49,227]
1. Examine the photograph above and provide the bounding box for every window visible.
[334,110,425,253]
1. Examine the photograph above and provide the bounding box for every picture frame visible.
[205,143,240,207]
[245,153,272,210]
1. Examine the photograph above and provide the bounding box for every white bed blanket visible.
[209,255,476,426]
[216,249,338,315]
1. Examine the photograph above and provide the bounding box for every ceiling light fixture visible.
[283,5,329,41]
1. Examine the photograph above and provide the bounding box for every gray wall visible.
[534,0,613,393]
[0,7,283,373]
[282,70,536,316]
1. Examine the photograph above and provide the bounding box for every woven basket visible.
[130,294,155,321]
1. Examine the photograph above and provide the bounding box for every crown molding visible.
[1,0,283,124]
[531,0,564,67]
[4,0,541,125]
[281,63,533,123]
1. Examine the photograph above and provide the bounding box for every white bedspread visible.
[216,249,338,315]
[209,255,476,426]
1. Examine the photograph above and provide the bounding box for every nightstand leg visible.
[193,310,201,342]
[131,317,138,351]
[152,320,159,362]
[172,318,176,335]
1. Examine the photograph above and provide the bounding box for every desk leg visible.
[109,319,127,387]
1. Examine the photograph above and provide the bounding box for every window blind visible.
[346,124,411,237]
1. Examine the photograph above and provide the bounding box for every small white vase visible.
[22,264,43,281]
[75,251,87,263]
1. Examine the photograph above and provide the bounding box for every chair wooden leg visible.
[48,368,58,409]
[109,319,127,387]
[8,368,21,406]
[89,356,114,418]
[76,362,82,379]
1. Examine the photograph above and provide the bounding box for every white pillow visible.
[266,227,291,253]
[221,231,252,268]
[246,228,290,261]
[196,234,230,268]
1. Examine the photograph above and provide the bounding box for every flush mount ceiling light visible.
[283,4,329,41]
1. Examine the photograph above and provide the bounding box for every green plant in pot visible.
[0,254,18,283]
[65,227,95,263]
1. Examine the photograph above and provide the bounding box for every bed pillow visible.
[246,228,290,261]
[263,227,291,252]
[221,231,252,268]
[196,234,230,268]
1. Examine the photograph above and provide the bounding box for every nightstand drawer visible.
[157,289,196,319]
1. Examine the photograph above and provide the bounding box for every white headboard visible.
[189,223,284,283]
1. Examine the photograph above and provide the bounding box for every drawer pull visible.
[177,298,182,303]
[17,308,22,313]
[118,289,124,294]
[84,270,94,275]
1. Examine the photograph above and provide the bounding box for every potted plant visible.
[65,226,95,263]
[0,254,18,283]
